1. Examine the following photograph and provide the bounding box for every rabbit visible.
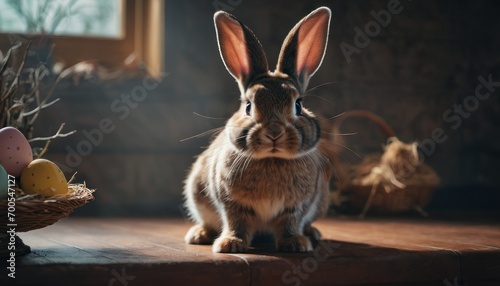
[184,7,334,253]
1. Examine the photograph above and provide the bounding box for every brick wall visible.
[34,0,500,215]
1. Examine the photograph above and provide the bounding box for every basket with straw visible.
[1,40,95,255]
[0,183,94,233]
[330,110,440,218]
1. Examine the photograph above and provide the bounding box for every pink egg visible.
[0,127,33,177]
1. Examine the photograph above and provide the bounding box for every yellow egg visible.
[21,159,68,196]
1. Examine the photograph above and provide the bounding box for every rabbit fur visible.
[184,7,335,253]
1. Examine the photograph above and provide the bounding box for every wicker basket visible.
[341,153,439,214]
[0,184,94,233]
[0,184,94,256]
[330,110,440,218]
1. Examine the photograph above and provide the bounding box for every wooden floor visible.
[1,216,500,286]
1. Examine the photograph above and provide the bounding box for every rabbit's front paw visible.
[278,235,313,252]
[185,224,218,244]
[212,235,247,253]
[303,225,322,244]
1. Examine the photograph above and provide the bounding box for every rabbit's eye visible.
[245,101,252,116]
[295,98,303,116]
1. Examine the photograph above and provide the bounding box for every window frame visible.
[0,0,164,76]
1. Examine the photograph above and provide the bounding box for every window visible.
[0,0,123,38]
[0,0,164,76]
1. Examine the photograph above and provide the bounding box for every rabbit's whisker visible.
[304,94,330,103]
[322,131,358,136]
[306,81,337,93]
[209,144,228,153]
[326,112,346,121]
[225,125,245,129]
[180,127,224,142]
[193,112,227,120]
[330,141,362,159]
[321,144,355,169]
[323,154,341,183]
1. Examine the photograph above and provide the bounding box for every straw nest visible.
[330,110,440,218]
[341,137,440,217]
[0,184,94,232]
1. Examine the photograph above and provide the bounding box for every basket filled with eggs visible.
[1,41,95,256]
[0,127,94,256]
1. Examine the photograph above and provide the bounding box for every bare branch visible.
[23,98,60,116]
[28,123,76,142]
[37,139,52,158]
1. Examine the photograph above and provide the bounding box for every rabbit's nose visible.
[266,122,285,141]
[265,132,284,142]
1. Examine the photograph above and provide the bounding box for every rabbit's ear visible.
[276,7,331,92]
[214,11,269,90]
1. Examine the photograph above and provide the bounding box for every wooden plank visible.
[2,217,499,286]
[461,251,500,285]
[317,219,500,250]
[7,219,249,286]
[71,218,489,285]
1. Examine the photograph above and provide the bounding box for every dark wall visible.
[35,0,500,216]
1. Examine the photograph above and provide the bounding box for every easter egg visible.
[0,127,33,176]
[0,164,8,199]
[20,159,68,196]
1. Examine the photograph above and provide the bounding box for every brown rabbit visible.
[184,7,334,253]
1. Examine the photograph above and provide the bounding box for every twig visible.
[28,67,45,126]
[27,63,79,126]
[37,140,51,158]
[23,98,60,116]
[28,123,76,142]
[359,184,378,219]
[2,42,29,103]
[68,172,78,184]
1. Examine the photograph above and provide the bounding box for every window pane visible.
[0,0,123,38]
